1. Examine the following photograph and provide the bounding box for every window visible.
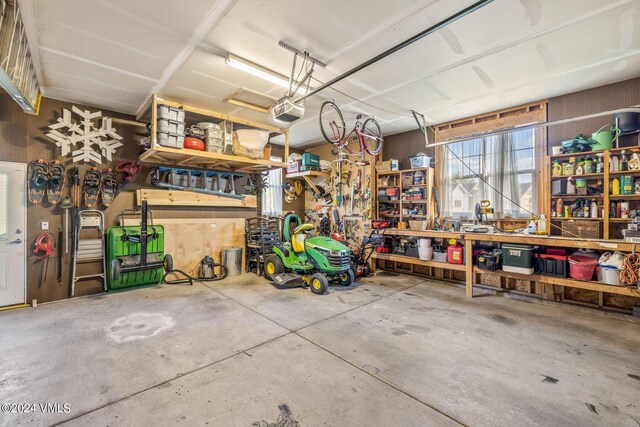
[261,157,282,216]
[438,129,537,219]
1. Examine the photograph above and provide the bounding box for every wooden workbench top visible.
[378,228,637,252]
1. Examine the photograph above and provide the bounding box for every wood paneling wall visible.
[0,94,298,303]
[547,77,640,151]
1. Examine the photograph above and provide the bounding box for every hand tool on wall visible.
[34,232,54,288]
[57,225,63,285]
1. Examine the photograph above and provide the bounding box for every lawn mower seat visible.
[291,223,314,253]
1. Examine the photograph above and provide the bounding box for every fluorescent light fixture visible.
[225,54,308,95]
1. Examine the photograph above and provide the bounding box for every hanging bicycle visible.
[319,101,383,156]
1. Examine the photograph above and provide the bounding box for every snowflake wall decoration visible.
[47,106,124,164]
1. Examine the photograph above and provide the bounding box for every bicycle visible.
[319,101,383,156]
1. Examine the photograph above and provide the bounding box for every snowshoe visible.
[47,160,66,205]
[101,168,117,207]
[83,167,102,208]
[28,159,48,204]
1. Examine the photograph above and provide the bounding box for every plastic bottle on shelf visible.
[590,198,598,218]
[527,218,537,234]
[596,154,604,173]
[620,150,628,171]
[556,198,563,217]
[552,161,562,177]
[612,178,621,195]
[538,214,548,234]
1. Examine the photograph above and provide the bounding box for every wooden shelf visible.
[139,146,286,173]
[609,193,640,198]
[403,200,427,203]
[550,194,603,199]
[138,94,289,173]
[551,217,603,221]
[609,218,636,222]
[551,173,604,180]
[609,170,640,176]
[286,170,330,179]
[472,267,640,297]
[136,189,256,208]
[372,253,467,272]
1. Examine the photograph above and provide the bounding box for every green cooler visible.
[502,244,534,275]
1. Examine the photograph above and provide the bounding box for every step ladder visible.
[71,210,106,296]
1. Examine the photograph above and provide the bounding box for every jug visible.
[590,124,621,150]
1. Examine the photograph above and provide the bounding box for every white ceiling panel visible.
[21,0,640,147]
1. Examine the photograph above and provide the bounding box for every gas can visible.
[447,242,464,265]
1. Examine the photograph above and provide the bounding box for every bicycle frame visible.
[339,117,381,156]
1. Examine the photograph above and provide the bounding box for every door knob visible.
[8,239,22,244]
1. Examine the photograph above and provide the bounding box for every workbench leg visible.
[465,239,474,298]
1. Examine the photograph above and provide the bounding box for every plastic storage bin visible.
[157,118,185,135]
[534,253,569,278]
[409,155,431,169]
[568,255,598,281]
[433,251,447,262]
[158,105,185,122]
[502,244,534,275]
[157,131,184,148]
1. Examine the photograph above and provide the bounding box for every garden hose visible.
[619,252,640,287]
[163,262,229,286]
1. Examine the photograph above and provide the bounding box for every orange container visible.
[447,243,464,265]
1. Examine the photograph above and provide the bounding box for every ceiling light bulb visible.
[225,54,308,95]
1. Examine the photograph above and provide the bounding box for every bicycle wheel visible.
[362,118,383,155]
[319,101,346,145]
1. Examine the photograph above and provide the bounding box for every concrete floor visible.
[1,272,639,427]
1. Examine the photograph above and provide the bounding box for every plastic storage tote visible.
[534,253,569,278]
[502,244,534,275]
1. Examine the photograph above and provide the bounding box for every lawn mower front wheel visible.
[264,254,284,281]
[337,269,355,286]
[309,273,328,295]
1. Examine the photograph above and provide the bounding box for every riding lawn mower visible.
[264,214,354,294]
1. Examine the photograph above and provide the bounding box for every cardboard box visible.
[287,160,301,174]
[375,159,398,172]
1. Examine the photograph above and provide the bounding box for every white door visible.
[0,162,26,306]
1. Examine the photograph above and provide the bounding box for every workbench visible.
[371,229,640,298]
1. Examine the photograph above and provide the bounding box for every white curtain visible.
[485,133,519,217]
[262,156,282,216]
[439,130,532,219]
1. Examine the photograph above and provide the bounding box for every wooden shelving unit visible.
[375,167,434,224]
[374,229,640,300]
[137,94,289,173]
[548,143,640,239]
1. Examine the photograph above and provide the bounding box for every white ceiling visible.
[21,0,640,147]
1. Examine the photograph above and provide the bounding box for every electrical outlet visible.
[41,221,49,230]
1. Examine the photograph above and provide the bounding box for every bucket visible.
[568,255,598,281]
[418,239,432,260]
[596,266,621,286]
[222,246,243,277]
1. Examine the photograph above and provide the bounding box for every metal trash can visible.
[222,246,243,277]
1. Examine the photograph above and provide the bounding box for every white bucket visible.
[597,266,621,286]
[418,239,432,261]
